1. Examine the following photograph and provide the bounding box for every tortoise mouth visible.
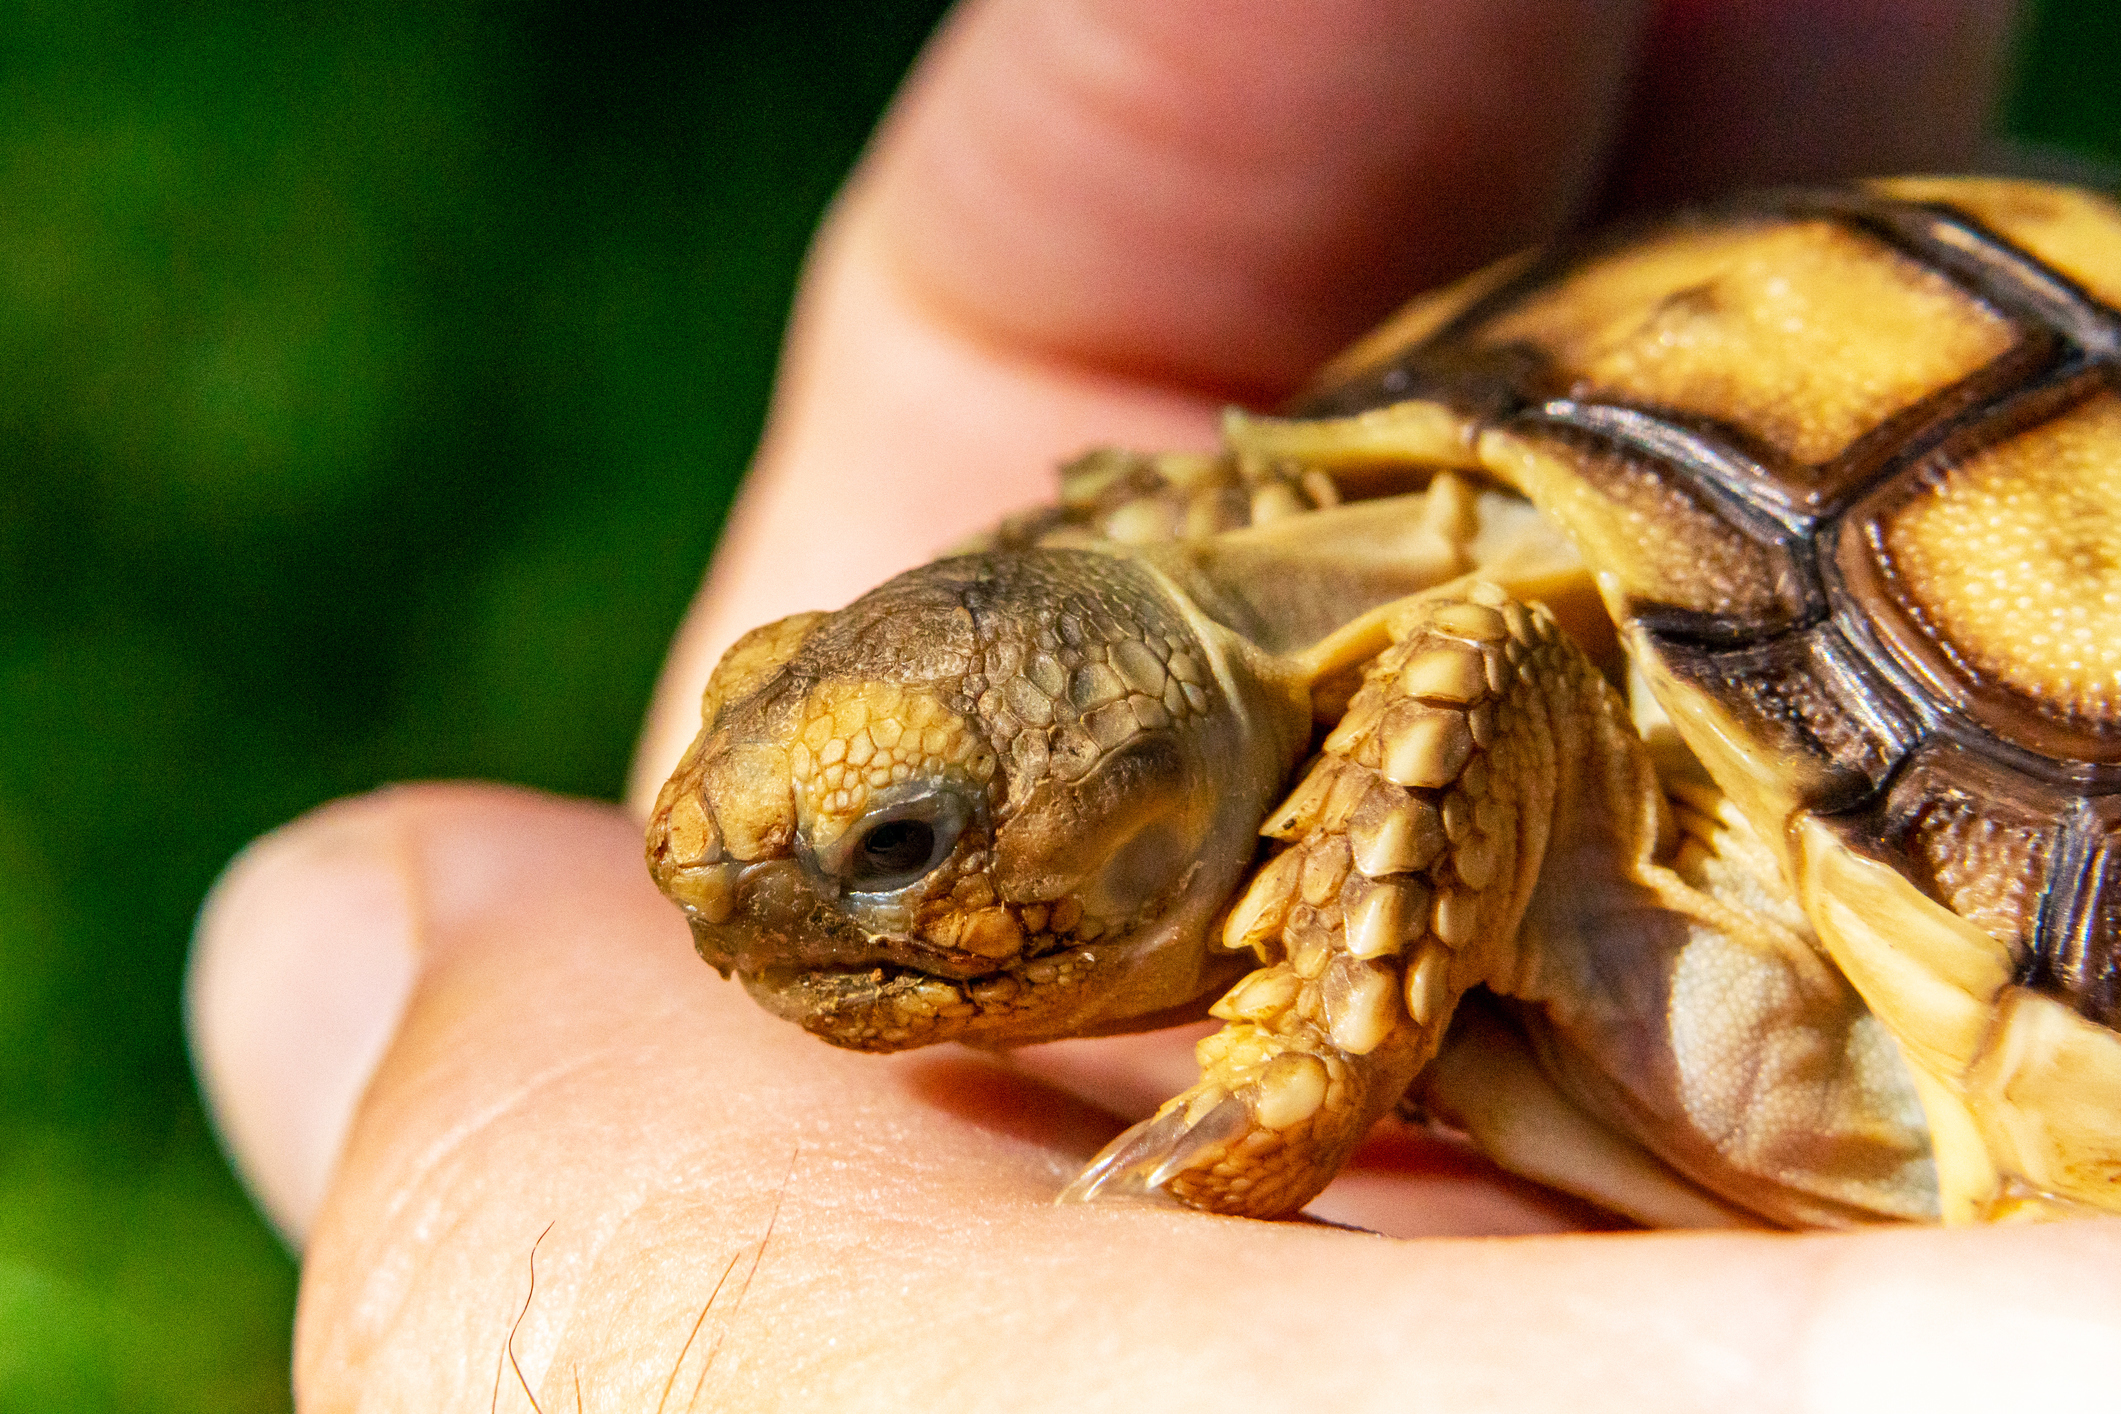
[740,947,1114,1051]
[683,877,1101,985]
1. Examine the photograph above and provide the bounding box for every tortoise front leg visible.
[1063,582,1616,1218]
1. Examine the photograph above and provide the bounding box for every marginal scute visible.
[1472,216,2018,467]
[2065,830,2121,1026]
[1303,247,1543,393]
[1481,427,1802,631]
[1795,816,2016,1081]
[1878,756,2055,960]
[1965,987,2121,1208]
[1639,625,1909,844]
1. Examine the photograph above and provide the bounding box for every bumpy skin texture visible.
[1066,584,1604,1215]
[651,543,1301,1052]
[1253,177,2121,1224]
[651,178,2121,1227]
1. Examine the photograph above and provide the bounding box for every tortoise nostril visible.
[737,858,809,925]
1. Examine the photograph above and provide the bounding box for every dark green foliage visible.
[0,2,946,1405]
[0,0,2109,1404]
[2012,0,2121,166]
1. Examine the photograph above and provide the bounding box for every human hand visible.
[190,2,2121,1407]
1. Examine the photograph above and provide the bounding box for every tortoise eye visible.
[853,819,937,879]
[827,785,972,894]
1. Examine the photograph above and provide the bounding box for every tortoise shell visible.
[1288,178,2121,1034]
[651,176,2121,1224]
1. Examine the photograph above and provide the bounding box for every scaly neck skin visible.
[1076,547,1318,1019]
[1120,544,1318,785]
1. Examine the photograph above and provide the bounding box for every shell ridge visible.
[1290,196,1799,423]
[1815,530,2121,790]
[1814,516,1946,744]
[1769,187,2121,359]
[1506,400,1828,645]
[1518,399,1818,542]
[1799,621,1927,777]
[1907,206,2121,358]
[2030,797,2106,1003]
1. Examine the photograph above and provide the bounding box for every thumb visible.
[187,789,425,1248]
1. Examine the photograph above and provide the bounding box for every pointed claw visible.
[1057,1091,1254,1207]
[1057,1105,1192,1205]
[1144,1094,1251,1188]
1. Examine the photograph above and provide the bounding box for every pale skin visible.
[184,1,2121,1408]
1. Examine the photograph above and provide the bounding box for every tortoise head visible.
[646,548,1310,1049]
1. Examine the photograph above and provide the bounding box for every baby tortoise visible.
[649,177,2121,1228]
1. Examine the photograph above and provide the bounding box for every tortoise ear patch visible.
[989,732,1191,905]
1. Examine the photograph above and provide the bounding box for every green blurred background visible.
[0,0,2114,1406]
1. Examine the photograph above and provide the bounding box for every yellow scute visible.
[1871,176,2121,315]
[1478,218,2015,466]
[1879,390,2121,727]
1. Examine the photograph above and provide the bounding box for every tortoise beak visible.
[645,758,742,928]
[648,737,879,975]
[649,728,801,958]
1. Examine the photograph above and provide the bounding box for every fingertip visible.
[1609,0,2017,208]
[867,0,1651,395]
[624,191,1222,815]
[188,792,423,1248]
[1800,1226,2121,1412]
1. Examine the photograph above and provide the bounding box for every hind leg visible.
[1479,770,1938,1227]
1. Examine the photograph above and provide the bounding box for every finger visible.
[1607,0,2018,207]
[629,0,1655,808]
[187,793,423,1246]
[267,787,2121,1409]
[629,0,2021,810]
[626,215,1222,812]
[869,0,1651,400]
[183,783,1558,1310]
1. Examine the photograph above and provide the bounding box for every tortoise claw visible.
[1057,1092,1253,1206]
